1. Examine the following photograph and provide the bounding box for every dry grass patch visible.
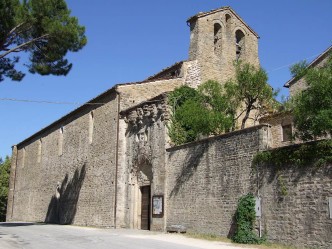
[184,233,299,249]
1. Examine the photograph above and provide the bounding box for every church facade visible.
[7,6,260,229]
[6,7,332,249]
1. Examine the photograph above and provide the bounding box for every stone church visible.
[6,7,332,249]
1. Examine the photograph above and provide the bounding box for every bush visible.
[232,193,263,244]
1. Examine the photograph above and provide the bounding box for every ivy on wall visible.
[253,140,332,168]
[253,140,332,198]
[232,193,264,244]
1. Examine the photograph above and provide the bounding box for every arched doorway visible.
[129,151,153,230]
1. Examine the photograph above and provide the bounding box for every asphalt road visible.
[0,222,258,249]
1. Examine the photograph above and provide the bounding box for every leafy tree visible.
[225,62,278,129]
[197,80,236,133]
[168,85,202,145]
[0,156,11,222]
[0,0,87,82]
[168,81,235,145]
[168,63,277,145]
[290,54,332,140]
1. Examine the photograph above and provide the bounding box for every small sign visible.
[152,195,164,218]
[255,197,261,217]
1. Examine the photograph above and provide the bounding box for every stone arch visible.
[235,28,246,60]
[133,154,153,186]
[129,154,153,230]
[225,13,232,24]
[213,20,224,57]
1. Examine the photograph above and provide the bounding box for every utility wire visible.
[0,97,164,105]
[0,53,323,105]
[0,98,105,105]
[267,53,320,73]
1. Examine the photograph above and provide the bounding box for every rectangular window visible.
[282,124,292,142]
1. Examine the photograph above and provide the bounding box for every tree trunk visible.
[241,107,251,129]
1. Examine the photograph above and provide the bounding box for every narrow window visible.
[22,147,26,168]
[235,30,245,60]
[214,23,222,57]
[225,14,231,24]
[58,127,64,156]
[89,111,94,144]
[37,139,42,163]
[329,197,332,219]
[282,124,292,142]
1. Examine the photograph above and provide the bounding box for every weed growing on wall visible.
[277,174,288,196]
[232,193,263,244]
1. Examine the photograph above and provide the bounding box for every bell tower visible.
[187,7,260,84]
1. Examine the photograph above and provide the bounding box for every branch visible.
[0,23,28,50]
[33,42,56,67]
[0,34,49,59]
[234,108,246,121]
[3,23,33,49]
[8,23,26,37]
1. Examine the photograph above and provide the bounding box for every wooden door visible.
[140,186,150,230]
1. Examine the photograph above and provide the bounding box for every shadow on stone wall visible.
[227,214,237,239]
[45,163,86,224]
[257,162,332,188]
[169,144,208,197]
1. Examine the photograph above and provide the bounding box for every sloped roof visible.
[187,6,259,38]
[15,77,180,147]
[284,45,332,88]
[146,61,185,81]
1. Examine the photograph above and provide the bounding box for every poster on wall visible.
[152,195,164,218]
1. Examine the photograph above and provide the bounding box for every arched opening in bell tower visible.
[235,29,245,60]
[214,23,223,57]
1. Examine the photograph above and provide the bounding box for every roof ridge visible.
[284,45,332,88]
[186,6,259,38]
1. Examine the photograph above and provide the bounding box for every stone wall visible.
[118,78,183,110]
[7,92,120,227]
[165,125,269,235]
[183,60,201,88]
[166,124,332,249]
[258,147,332,249]
[260,113,296,148]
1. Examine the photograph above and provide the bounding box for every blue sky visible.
[0,0,331,159]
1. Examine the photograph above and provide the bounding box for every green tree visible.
[168,81,235,145]
[0,156,11,222]
[168,85,202,145]
[0,0,87,82]
[290,54,332,140]
[168,63,277,145]
[225,62,278,129]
